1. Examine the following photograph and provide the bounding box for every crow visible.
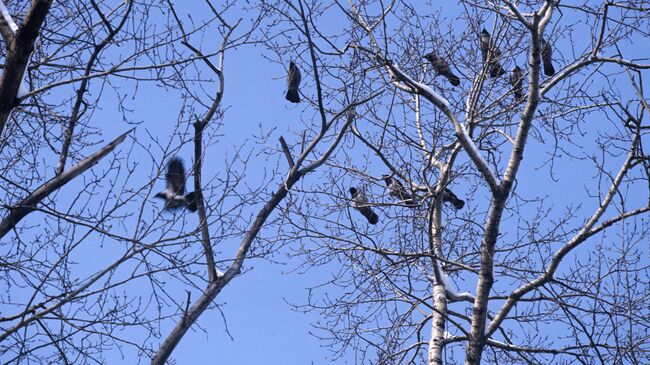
[154,157,198,212]
[286,61,301,103]
[509,65,524,101]
[442,188,465,210]
[479,29,506,78]
[349,187,379,224]
[541,39,555,76]
[382,175,418,208]
[423,50,461,86]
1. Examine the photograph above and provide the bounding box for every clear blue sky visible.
[2,1,647,364]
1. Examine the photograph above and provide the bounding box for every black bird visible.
[479,29,506,78]
[285,61,301,103]
[509,65,524,101]
[423,51,461,86]
[442,188,465,210]
[382,175,417,208]
[349,187,379,224]
[541,39,555,76]
[154,157,198,212]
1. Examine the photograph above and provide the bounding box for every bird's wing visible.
[356,190,369,205]
[166,157,186,195]
[286,64,293,84]
[288,64,301,88]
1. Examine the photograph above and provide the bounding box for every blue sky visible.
[1,1,648,364]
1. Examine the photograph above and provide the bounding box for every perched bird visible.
[349,187,379,224]
[423,50,461,86]
[285,61,301,103]
[479,29,506,78]
[541,39,555,76]
[382,175,418,208]
[154,157,198,212]
[442,188,465,210]
[509,65,524,101]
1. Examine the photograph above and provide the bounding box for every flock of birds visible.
[349,176,466,225]
[155,29,556,225]
[425,29,555,91]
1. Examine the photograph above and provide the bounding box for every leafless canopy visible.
[0,0,649,364]
[261,1,650,364]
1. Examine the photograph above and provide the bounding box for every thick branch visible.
[382,60,500,193]
[465,7,549,364]
[486,138,645,337]
[0,0,52,137]
[0,128,133,242]
[151,98,365,364]
[0,1,17,44]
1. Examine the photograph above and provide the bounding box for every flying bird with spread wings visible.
[382,175,418,208]
[285,61,301,103]
[154,157,198,212]
[423,50,461,86]
[349,187,379,224]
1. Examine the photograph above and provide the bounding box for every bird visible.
[541,39,555,76]
[285,61,301,103]
[479,29,506,78]
[154,157,198,212]
[509,65,524,101]
[382,175,418,208]
[349,187,379,224]
[423,50,461,86]
[442,188,465,210]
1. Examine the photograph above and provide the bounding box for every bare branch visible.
[0,128,134,238]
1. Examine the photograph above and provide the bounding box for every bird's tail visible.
[447,73,461,86]
[543,60,555,76]
[450,198,465,210]
[185,191,198,212]
[360,207,379,225]
[285,88,300,103]
[514,88,523,102]
[443,189,465,210]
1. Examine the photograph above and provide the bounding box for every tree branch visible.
[0,128,134,238]
[0,0,52,137]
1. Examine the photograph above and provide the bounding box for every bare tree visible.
[259,1,650,364]
[2,0,648,364]
[0,0,374,363]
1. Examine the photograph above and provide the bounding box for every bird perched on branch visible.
[382,175,418,208]
[155,157,197,212]
[479,29,506,78]
[509,65,524,101]
[423,50,461,86]
[349,187,379,224]
[541,39,555,76]
[285,61,301,103]
[442,188,465,210]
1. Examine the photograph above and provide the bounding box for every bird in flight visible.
[349,187,379,224]
[423,50,461,86]
[382,175,418,208]
[155,157,198,212]
[286,61,301,103]
[479,29,506,78]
